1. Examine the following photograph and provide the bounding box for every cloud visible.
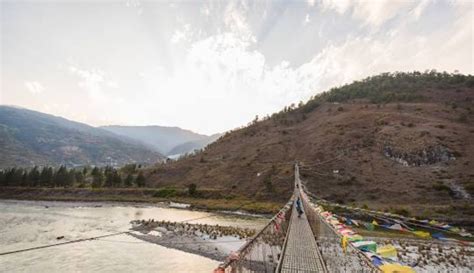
[107,81,119,89]
[320,0,416,27]
[223,1,254,42]
[24,81,44,94]
[411,0,431,20]
[300,5,473,92]
[132,0,473,134]
[4,0,471,135]
[125,0,143,14]
[69,66,106,101]
[304,14,311,25]
[200,6,211,16]
[320,0,352,14]
[170,24,192,44]
[307,0,316,7]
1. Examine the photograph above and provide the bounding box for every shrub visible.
[458,113,468,123]
[188,183,197,196]
[153,187,177,198]
[393,208,411,217]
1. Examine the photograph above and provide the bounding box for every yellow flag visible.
[341,235,348,254]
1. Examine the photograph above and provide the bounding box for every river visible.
[0,200,267,272]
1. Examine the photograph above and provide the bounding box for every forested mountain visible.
[101,125,219,155]
[146,71,474,223]
[0,106,164,168]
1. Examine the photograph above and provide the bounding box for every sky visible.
[1,0,473,135]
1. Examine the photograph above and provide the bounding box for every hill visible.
[146,71,474,224]
[0,106,164,168]
[167,133,223,156]
[101,125,219,155]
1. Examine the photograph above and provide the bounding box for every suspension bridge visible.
[216,164,380,273]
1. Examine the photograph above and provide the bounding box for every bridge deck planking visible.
[280,200,327,273]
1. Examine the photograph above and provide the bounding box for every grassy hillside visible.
[146,71,474,223]
[0,106,164,168]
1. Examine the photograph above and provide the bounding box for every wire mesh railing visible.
[300,188,380,273]
[217,198,294,273]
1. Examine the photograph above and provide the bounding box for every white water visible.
[0,200,266,272]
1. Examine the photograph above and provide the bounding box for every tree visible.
[0,170,5,187]
[121,164,137,174]
[28,166,40,187]
[264,176,274,192]
[104,171,114,187]
[91,167,100,176]
[75,171,84,184]
[135,172,146,187]
[91,171,103,188]
[21,171,28,186]
[188,183,197,196]
[40,167,53,187]
[5,168,24,186]
[13,168,26,186]
[65,169,75,187]
[252,115,259,125]
[112,171,122,187]
[124,174,133,187]
[53,166,68,187]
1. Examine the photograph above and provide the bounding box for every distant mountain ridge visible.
[0,106,164,168]
[167,133,223,156]
[101,125,220,155]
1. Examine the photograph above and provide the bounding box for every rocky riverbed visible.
[130,219,257,261]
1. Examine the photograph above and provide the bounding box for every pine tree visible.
[65,169,75,187]
[21,171,28,187]
[53,166,68,187]
[91,167,100,176]
[0,170,5,187]
[75,171,84,184]
[28,166,40,187]
[40,167,54,187]
[104,172,114,187]
[112,171,122,187]
[124,174,133,187]
[135,172,146,187]
[91,171,103,188]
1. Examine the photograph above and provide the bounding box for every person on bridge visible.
[296,197,303,217]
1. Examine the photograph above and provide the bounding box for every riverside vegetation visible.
[0,164,281,213]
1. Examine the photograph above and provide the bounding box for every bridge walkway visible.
[279,193,327,272]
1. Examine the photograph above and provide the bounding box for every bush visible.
[433,183,450,191]
[458,113,468,123]
[393,208,410,217]
[188,183,197,196]
[153,187,177,198]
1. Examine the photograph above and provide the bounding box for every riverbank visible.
[129,219,256,261]
[0,187,282,214]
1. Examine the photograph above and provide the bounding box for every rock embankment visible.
[383,145,455,166]
[129,219,256,261]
